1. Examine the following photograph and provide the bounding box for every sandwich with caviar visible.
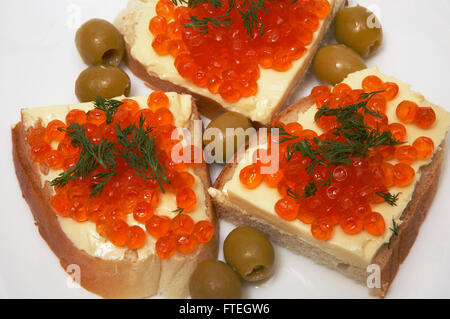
[209,67,450,297]
[12,92,218,298]
[115,0,346,122]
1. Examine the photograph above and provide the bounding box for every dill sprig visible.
[387,218,399,248]
[277,91,404,198]
[184,1,234,33]
[173,207,185,215]
[50,122,117,196]
[239,0,274,35]
[376,191,400,206]
[286,187,298,199]
[51,113,170,197]
[93,96,123,124]
[303,180,317,198]
[172,0,288,35]
[288,91,403,168]
[115,116,170,193]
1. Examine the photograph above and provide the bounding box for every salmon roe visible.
[27,93,213,258]
[149,0,330,102]
[396,100,418,124]
[241,76,439,241]
[412,136,434,160]
[414,107,436,129]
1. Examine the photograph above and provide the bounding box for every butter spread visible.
[219,67,450,268]
[21,93,209,261]
[116,0,336,123]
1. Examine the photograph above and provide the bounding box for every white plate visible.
[0,0,449,298]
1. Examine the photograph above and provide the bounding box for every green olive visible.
[203,112,254,163]
[189,260,242,299]
[75,18,125,66]
[312,44,366,85]
[334,6,383,57]
[223,226,274,282]
[75,65,131,102]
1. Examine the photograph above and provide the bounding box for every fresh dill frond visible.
[90,171,117,197]
[376,191,400,207]
[286,187,298,199]
[94,96,123,124]
[51,122,117,196]
[51,111,170,197]
[272,90,405,200]
[184,11,233,33]
[303,180,317,198]
[115,116,170,193]
[179,0,234,33]
[387,218,400,248]
[173,207,185,215]
[172,0,294,35]
[239,0,273,35]
[286,139,328,174]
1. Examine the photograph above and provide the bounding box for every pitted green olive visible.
[334,6,383,57]
[223,226,275,282]
[189,260,242,299]
[75,18,125,66]
[313,44,366,85]
[203,112,254,163]
[75,65,130,102]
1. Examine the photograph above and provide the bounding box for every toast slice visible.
[209,67,450,297]
[12,93,218,298]
[114,0,346,122]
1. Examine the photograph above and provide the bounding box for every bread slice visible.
[209,68,450,297]
[12,94,218,298]
[114,0,346,122]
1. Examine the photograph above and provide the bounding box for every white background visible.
[0,0,449,298]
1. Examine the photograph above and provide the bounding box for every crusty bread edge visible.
[11,99,218,299]
[118,0,346,122]
[209,96,446,298]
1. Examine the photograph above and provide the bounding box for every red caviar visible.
[149,0,330,102]
[311,218,333,241]
[412,136,434,160]
[86,109,106,126]
[27,93,214,257]
[388,123,406,142]
[382,82,399,101]
[66,109,87,125]
[363,212,385,236]
[239,78,438,241]
[146,215,171,239]
[176,188,197,212]
[394,145,417,164]
[46,120,66,142]
[396,100,418,123]
[28,127,48,146]
[393,163,415,187]
[156,234,177,259]
[127,226,147,250]
[147,90,170,111]
[176,234,198,254]
[193,220,214,243]
[414,107,436,129]
[275,197,299,221]
[239,163,263,189]
[170,214,194,236]
[362,75,383,92]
